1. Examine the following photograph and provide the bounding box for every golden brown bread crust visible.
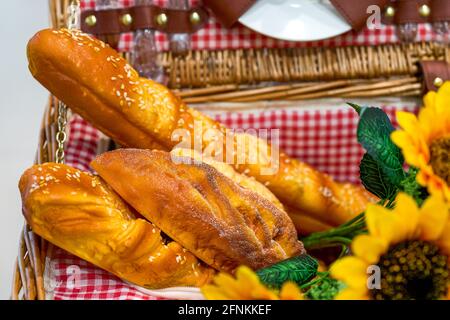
[171,149,332,236]
[286,206,335,235]
[27,29,167,150]
[27,28,377,234]
[19,163,214,288]
[170,148,285,210]
[91,149,303,272]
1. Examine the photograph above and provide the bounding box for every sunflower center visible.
[429,136,450,185]
[370,240,449,300]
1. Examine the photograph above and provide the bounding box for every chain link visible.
[55,101,68,164]
[67,0,81,30]
[54,0,80,164]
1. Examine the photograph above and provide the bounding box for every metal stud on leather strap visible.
[85,14,97,27]
[419,4,431,18]
[385,6,395,18]
[190,11,201,25]
[121,13,133,26]
[156,13,168,26]
[434,77,444,88]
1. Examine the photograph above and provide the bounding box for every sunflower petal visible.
[434,82,450,114]
[201,285,234,300]
[334,288,369,300]
[211,272,244,299]
[392,110,432,167]
[394,193,420,240]
[235,266,261,289]
[418,194,449,241]
[330,256,369,290]
[236,266,278,300]
[417,168,450,202]
[436,219,450,257]
[423,90,437,110]
[444,187,450,203]
[417,102,439,141]
[249,289,278,300]
[202,266,280,300]
[391,131,423,168]
[396,111,420,134]
[279,282,304,300]
[352,234,388,264]
[365,203,409,246]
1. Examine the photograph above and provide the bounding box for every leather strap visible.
[330,0,390,30]
[203,0,256,28]
[395,0,431,24]
[80,1,450,38]
[205,0,392,31]
[431,0,450,22]
[80,5,208,35]
[420,60,450,92]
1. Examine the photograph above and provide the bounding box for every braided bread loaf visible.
[19,163,215,288]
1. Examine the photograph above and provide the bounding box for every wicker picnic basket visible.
[12,0,450,300]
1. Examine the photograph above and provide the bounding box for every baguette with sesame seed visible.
[27,28,377,234]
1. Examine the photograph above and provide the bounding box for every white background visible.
[0,0,49,299]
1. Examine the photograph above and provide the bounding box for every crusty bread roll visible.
[170,148,337,235]
[91,149,304,272]
[19,163,215,288]
[170,147,285,210]
[27,28,377,234]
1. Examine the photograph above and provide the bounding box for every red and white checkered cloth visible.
[48,101,419,299]
[80,0,445,52]
[46,247,161,300]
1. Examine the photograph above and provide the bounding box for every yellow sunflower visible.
[201,266,304,300]
[331,193,449,300]
[391,82,450,201]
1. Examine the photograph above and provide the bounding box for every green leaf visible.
[360,153,398,200]
[400,167,429,206]
[305,277,346,300]
[351,105,406,196]
[256,254,318,289]
[347,102,362,115]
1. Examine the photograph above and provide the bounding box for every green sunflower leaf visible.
[256,254,318,289]
[347,102,362,115]
[349,104,406,199]
[360,153,398,200]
